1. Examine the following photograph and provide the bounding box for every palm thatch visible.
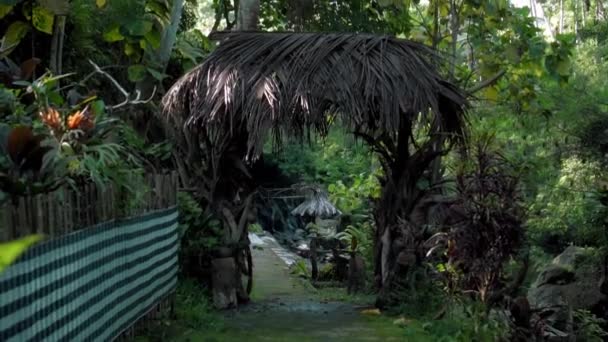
[162,32,468,159]
[291,188,341,218]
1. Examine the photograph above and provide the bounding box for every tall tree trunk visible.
[430,0,459,187]
[530,0,537,18]
[133,0,184,140]
[159,0,185,70]
[432,0,440,49]
[536,0,555,39]
[237,0,260,30]
[560,0,564,33]
[49,16,66,75]
[372,118,441,307]
[208,0,261,310]
[574,0,579,37]
[582,0,587,26]
[596,0,604,22]
[137,0,184,97]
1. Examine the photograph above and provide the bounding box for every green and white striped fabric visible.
[0,207,179,342]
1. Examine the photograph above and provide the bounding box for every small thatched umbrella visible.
[161,32,468,301]
[291,188,341,219]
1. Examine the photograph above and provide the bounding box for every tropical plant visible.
[0,235,42,274]
[573,309,608,341]
[177,191,222,250]
[0,125,59,199]
[290,259,311,279]
[444,135,526,307]
[335,225,371,255]
[248,222,263,234]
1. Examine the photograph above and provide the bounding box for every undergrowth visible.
[132,279,223,342]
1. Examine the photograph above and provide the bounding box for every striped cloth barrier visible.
[0,206,179,342]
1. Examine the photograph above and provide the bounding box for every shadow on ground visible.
[141,236,405,341]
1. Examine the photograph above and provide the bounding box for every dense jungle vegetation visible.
[2,0,608,341]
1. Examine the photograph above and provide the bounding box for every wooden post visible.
[310,237,318,281]
[0,204,10,241]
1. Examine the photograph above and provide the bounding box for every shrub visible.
[446,135,526,305]
[177,192,222,279]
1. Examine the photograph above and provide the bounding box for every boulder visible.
[552,246,589,268]
[528,246,607,341]
[534,264,574,287]
[551,246,605,311]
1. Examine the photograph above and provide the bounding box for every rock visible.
[560,263,604,310]
[534,264,574,287]
[296,242,310,258]
[393,317,412,326]
[360,308,381,316]
[530,246,606,311]
[528,285,573,341]
[552,246,589,268]
[528,246,607,341]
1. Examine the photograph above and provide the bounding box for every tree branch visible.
[467,70,506,94]
[87,60,156,110]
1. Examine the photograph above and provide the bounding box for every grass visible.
[131,278,223,342]
[313,286,376,306]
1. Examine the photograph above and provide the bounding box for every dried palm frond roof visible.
[291,187,341,218]
[162,32,468,159]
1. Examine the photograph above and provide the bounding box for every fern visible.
[335,225,370,254]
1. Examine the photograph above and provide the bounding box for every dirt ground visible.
[149,235,406,341]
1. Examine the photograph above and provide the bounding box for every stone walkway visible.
[204,233,404,341]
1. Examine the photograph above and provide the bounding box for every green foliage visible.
[528,156,608,250]
[401,302,509,342]
[97,0,170,77]
[335,225,371,255]
[173,278,222,330]
[257,0,411,33]
[248,222,263,234]
[466,45,608,251]
[289,259,311,279]
[386,266,446,317]
[0,235,42,273]
[117,123,173,163]
[327,171,381,217]
[573,309,608,342]
[132,278,223,342]
[172,29,209,72]
[267,129,375,186]
[177,192,222,252]
[0,72,147,203]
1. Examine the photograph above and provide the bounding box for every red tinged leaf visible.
[7,126,34,163]
[6,126,51,172]
[19,58,41,80]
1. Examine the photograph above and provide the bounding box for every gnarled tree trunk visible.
[208,0,261,310]
[364,118,447,308]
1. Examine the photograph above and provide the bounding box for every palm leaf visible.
[161,32,468,160]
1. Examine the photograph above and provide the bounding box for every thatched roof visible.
[162,32,468,159]
[291,189,341,218]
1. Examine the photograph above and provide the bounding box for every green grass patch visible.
[131,278,223,342]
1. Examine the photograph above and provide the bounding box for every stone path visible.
[204,233,404,341]
[163,233,405,341]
